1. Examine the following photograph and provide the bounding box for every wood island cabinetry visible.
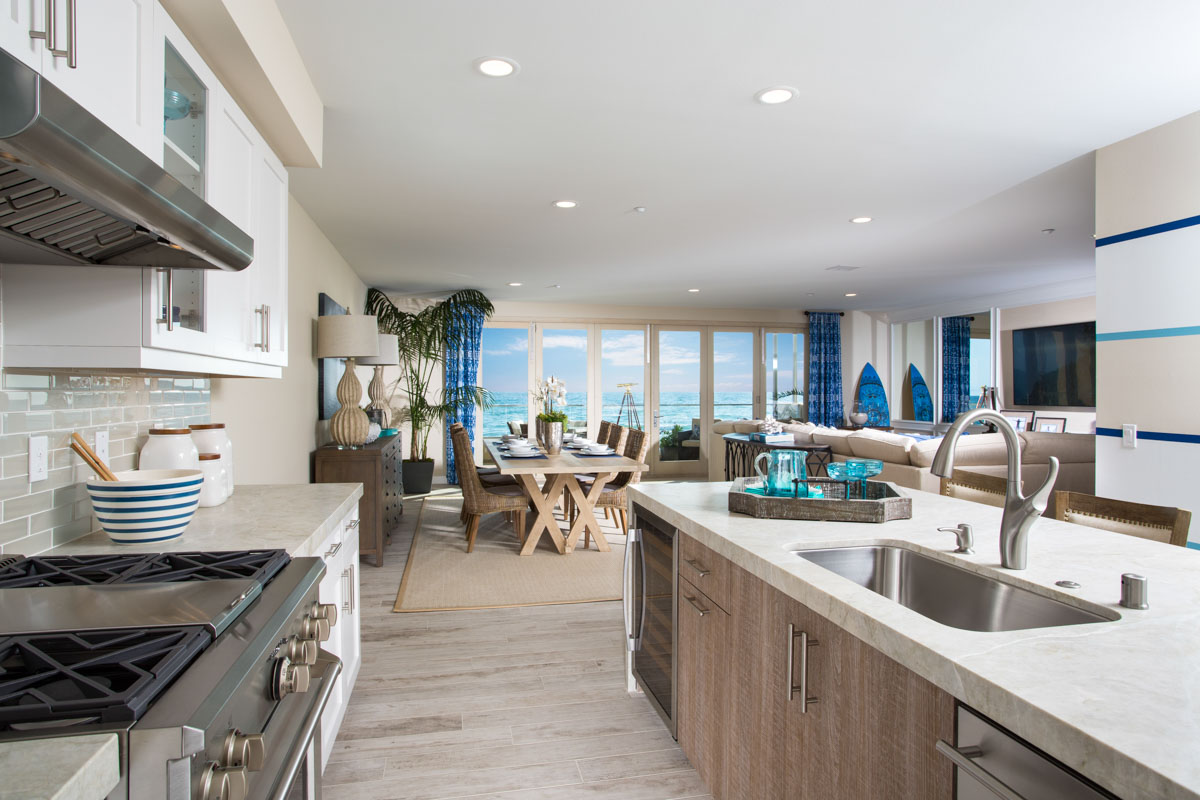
[675,533,955,800]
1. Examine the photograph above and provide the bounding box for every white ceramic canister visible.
[139,428,200,471]
[197,453,229,507]
[190,423,233,496]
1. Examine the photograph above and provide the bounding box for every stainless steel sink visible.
[793,545,1119,632]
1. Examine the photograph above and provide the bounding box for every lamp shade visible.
[359,333,399,366]
[316,314,380,359]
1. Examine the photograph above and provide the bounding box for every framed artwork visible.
[317,293,347,420]
[1000,410,1034,432]
[1034,416,1067,434]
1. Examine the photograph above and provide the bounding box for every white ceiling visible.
[278,1,1200,312]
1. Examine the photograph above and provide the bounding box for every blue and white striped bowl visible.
[86,469,203,545]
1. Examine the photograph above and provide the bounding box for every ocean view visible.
[481,391,763,437]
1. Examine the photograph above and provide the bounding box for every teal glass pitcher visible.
[753,449,808,497]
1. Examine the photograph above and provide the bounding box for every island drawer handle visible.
[346,519,361,529]
[786,623,819,711]
[683,593,709,616]
[324,541,342,559]
[935,741,1027,800]
[684,558,710,577]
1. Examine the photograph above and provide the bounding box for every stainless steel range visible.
[0,550,342,800]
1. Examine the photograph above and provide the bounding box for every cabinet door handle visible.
[29,0,52,42]
[49,0,76,68]
[348,563,355,615]
[935,741,1027,800]
[265,305,271,352]
[156,268,174,331]
[684,558,710,578]
[786,623,819,711]
[683,593,709,616]
[623,528,641,652]
[346,518,360,529]
[255,305,268,350]
[324,540,342,559]
[341,567,351,613]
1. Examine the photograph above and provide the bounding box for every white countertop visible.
[630,481,1200,800]
[48,483,364,558]
[0,734,119,800]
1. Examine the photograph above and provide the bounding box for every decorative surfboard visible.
[909,364,934,422]
[855,363,890,427]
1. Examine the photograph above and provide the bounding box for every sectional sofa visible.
[708,420,1095,496]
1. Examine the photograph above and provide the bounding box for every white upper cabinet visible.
[0,1,289,378]
[0,1,46,72]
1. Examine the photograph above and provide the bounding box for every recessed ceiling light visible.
[475,57,519,77]
[507,282,523,287]
[687,288,701,293]
[844,292,857,297]
[850,217,873,224]
[754,86,798,105]
[633,206,647,213]
[553,200,577,209]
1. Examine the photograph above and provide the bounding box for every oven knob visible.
[300,614,331,642]
[285,635,317,666]
[223,729,266,771]
[272,657,312,699]
[201,763,249,800]
[310,600,338,627]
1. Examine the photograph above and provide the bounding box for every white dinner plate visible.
[504,451,543,458]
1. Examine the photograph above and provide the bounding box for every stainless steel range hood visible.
[0,48,252,271]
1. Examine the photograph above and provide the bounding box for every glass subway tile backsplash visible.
[0,372,211,555]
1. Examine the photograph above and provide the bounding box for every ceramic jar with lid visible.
[190,423,233,496]
[197,453,229,507]
[139,428,200,471]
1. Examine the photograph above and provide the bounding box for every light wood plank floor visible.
[326,487,711,800]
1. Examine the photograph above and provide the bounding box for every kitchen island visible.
[630,481,1200,800]
[0,734,119,800]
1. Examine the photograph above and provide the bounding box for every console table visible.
[314,433,403,566]
[722,433,833,481]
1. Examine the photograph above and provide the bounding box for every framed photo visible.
[1033,416,1067,434]
[1000,410,1034,432]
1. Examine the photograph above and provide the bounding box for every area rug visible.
[392,496,627,612]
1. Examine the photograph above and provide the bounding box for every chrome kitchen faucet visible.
[930,409,1059,570]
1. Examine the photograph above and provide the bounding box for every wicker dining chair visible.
[449,422,513,485]
[450,426,528,552]
[575,428,649,548]
[596,420,613,448]
[1053,491,1192,548]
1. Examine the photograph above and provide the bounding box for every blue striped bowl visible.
[86,469,203,545]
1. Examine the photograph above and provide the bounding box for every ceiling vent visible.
[825,265,860,272]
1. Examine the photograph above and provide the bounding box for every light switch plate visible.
[94,431,110,465]
[1122,424,1137,448]
[28,436,48,482]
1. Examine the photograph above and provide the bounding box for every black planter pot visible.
[402,459,435,495]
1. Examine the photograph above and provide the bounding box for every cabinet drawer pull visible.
[346,519,360,529]
[29,0,52,41]
[684,558,710,578]
[935,741,1027,800]
[324,541,342,559]
[786,623,819,711]
[683,593,709,616]
[49,0,77,68]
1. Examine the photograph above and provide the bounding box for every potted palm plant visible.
[365,288,494,494]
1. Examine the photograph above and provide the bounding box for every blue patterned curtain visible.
[807,312,844,427]
[444,309,484,484]
[941,316,971,423]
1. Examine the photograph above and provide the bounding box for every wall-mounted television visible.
[1011,321,1096,408]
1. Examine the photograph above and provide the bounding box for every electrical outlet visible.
[28,436,48,482]
[94,431,110,465]
[1122,424,1137,448]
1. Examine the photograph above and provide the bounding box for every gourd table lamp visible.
[316,313,380,447]
[358,333,399,429]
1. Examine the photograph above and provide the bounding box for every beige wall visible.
[998,296,1096,433]
[210,195,366,484]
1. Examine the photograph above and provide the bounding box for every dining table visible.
[483,437,648,556]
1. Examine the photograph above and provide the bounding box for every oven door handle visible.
[266,652,343,800]
[623,527,641,652]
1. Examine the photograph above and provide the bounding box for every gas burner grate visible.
[0,550,289,588]
[0,626,212,729]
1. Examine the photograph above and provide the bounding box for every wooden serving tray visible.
[728,478,912,524]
